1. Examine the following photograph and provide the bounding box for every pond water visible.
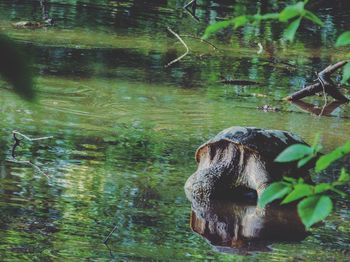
[0,0,350,261]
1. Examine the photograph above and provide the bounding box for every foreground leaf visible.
[304,10,323,26]
[275,144,313,163]
[203,20,233,39]
[281,184,313,204]
[279,2,304,22]
[0,34,34,100]
[341,62,350,84]
[283,17,302,42]
[258,182,291,208]
[335,31,350,47]
[298,195,333,228]
[338,168,350,183]
[315,140,350,172]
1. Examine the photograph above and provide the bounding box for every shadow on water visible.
[190,199,308,255]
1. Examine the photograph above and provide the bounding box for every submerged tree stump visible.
[285,60,349,102]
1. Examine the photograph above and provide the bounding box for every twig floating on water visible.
[6,159,49,178]
[165,27,189,68]
[13,130,53,141]
[9,130,53,178]
[219,79,260,85]
[103,224,118,244]
[180,34,219,51]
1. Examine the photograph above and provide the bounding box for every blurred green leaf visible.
[203,20,233,39]
[341,62,350,84]
[304,10,323,26]
[335,31,350,47]
[283,17,302,42]
[0,34,35,100]
[279,2,305,22]
[338,168,350,183]
[260,13,280,20]
[258,182,291,208]
[315,140,350,172]
[297,154,314,168]
[283,176,297,184]
[314,183,332,194]
[275,144,313,162]
[298,195,333,228]
[281,184,314,204]
[233,15,250,29]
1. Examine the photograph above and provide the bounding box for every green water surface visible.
[0,1,349,261]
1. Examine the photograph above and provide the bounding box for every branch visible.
[165,27,189,68]
[180,34,219,51]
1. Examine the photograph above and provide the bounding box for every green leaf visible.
[203,20,233,39]
[0,34,35,100]
[304,10,323,26]
[314,183,332,194]
[258,182,292,208]
[275,144,313,163]
[297,154,315,168]
[233,15,250,29]
[341,62,350,84]
[279,2,305,22]
[338,168,350,183]
[283,17,302,42]
[260,13,280,20]
[283,176,297,184]
[298,195,333,229]
[281,184,314,204]
[335,31,350,47]
[315,140,350,172]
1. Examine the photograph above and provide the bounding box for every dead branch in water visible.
[183,0,199,22]
[6,159,49,178]
[103,224,118,244]
[285,60,350,102]
[180,34,219,51]
[9,130,53,177]
[291,100,346,116]
[165,27,189,68]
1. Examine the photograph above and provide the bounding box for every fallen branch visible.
[180,34,219,51]
[183,0,199,22]
[165,27,189,68]
[219,79,260,85]
[6,159,49,178]
[9,130,53,177]
[103,224,118,244]
[285,60,350,102]
[291,100,346,116]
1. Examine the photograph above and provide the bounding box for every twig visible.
[6,159,49,178]
[13,130,53,141]
[317,71,328,116]
[165,27,189,68]
[179,34,219,51]
[285,60,350,102]
[103,224,118,244]
[9,130,53,178]
[183,0,199,22]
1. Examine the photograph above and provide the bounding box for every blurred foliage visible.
[203,0,323,42]
[0,34,35,100]
[259,138,350,229]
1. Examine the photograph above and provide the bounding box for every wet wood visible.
[285,60,349,102]
[219,79,260,85]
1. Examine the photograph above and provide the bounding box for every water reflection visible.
[291,100,347,117]
[190,199,307,255]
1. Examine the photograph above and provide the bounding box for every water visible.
[0,0,349,261]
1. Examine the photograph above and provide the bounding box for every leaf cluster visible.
[203,1,323,42]
[259,138,350,229]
